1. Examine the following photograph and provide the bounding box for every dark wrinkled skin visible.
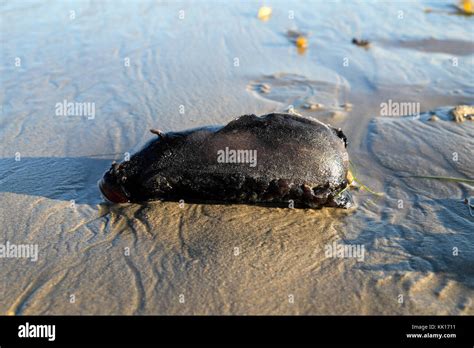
[99,113,353,209]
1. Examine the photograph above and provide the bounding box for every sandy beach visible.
[0,0,473,315]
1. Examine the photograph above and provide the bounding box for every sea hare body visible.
[99,113,353,208]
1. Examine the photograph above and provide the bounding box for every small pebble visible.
[451,105,474,122]
[296,36,308,49]
[352,38,370,48]
[303,102,323,110]
[259,83,271,94]
[258,6,272,21]
[342,103,353,111]
[459,0,474,14]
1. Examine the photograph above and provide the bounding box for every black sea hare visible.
[99,113,353,209]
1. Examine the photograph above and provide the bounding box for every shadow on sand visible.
[0,156,114,205]
[348,197,474,289]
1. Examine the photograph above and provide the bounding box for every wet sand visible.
[0,0,473,314]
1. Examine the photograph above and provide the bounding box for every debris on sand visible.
[352,38,370,48]
[295,36,308,49]
[287,29,306,40]
[463,197,474,216]
[258,6,272,21]
[257,83,271,94]
[451,105,474,122]
[410,175,474,184]
[303,102,323,110]
[457,0,474,15]
[287,30,309,46]
[343,163,384,197]
[342,103,353,111]
[286,29,309,53]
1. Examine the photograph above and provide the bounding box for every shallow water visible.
[0,0,473,314]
